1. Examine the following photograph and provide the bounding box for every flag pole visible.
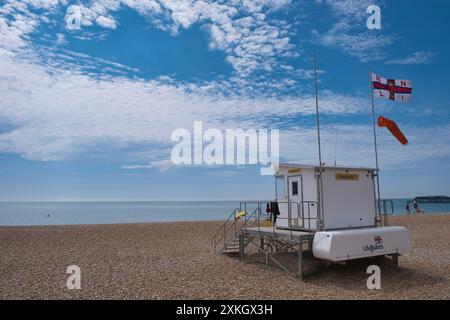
[369,69,382,226]
[314,54,325,230]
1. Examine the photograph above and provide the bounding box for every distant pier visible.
[412,196,450,203]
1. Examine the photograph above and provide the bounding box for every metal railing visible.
[240,201,318,241]
[240,201,293,241]
[239,200,318,231]
[211,207,260,253]
[211,208,239,253]
[212,200,319,253]
[377,199,394,226]
[299,200,319,231]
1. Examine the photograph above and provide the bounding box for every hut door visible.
[287,175,303,228]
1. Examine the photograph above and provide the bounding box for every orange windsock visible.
[378,116,408,145]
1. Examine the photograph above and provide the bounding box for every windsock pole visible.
[369,69,383,226]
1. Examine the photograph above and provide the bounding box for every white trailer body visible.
[313,226,411,261]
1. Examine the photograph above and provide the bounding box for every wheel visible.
[263,241,275,254]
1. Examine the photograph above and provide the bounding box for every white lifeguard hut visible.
[275,164,378,231]
[274,163,410,262]
[212,162,411,279]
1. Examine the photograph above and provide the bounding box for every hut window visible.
[292,181,298,196]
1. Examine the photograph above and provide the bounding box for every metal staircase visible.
[212,202,319,280]
[221,237,252,254]
[212,207,260,255]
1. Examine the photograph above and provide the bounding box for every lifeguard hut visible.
[211,163,410,279]
[275,163,381,231]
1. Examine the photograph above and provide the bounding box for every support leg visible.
[298,241,304,280]
[392,253,399,266]
[239,234,245,261]
[265,247,269,271]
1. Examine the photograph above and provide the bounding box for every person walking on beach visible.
[413,199,421,215]
[405,202,411,215]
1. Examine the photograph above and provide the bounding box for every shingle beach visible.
[1,215,449,299]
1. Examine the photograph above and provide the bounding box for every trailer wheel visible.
[263,242,275,254]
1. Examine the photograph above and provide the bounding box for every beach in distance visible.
[0,215,449,299]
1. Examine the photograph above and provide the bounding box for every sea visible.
[0,200,449,226]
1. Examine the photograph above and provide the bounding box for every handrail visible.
[299,200,319,231]
[243,207,260,233]
[212,208,238,240]
[238,200,318,242]
[212,207,261,253]
[212,208,239,251]
[377,199,394,215]
[239,200,319,231]
[377,199,394,227]
[214,217,237,248]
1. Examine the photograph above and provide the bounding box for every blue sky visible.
[0,0,449,200]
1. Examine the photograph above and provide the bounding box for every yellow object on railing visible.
[235,211,246,220]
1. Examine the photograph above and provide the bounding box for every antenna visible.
[334,126,338,166]
[313,54,323,167]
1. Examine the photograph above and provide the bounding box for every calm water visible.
[389,199,450,215]
[0,200,449,226]
[0,201,240,226]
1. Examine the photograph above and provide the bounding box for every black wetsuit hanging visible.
[270,201,280,224]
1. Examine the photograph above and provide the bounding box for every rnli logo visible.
[363,236,384,252]
[374,236,383,245]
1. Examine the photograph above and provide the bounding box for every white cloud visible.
[280,123,450,170]
[0,0,67,50]
[1,51,448,172]
[130,0,296,75]
[313,0,394,62]
[122,163,153,169]
[1,0,296,77]
[1,1,449,174]
[95,15,117,29]
[55,33,66,45]
[313,24,394,62]
[64,3,120,30]
[386,51,437,65]
[150,159,175,172]
[0,52,368,162]
[315,0,372,20]
[0,4,40,50]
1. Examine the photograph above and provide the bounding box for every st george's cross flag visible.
[371,73,412,102]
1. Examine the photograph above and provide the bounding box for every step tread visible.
[222,249,239,254]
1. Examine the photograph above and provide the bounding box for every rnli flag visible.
[371,73,412,102]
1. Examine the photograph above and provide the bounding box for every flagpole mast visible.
[314,54,325,230]
[369,69,382,226]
